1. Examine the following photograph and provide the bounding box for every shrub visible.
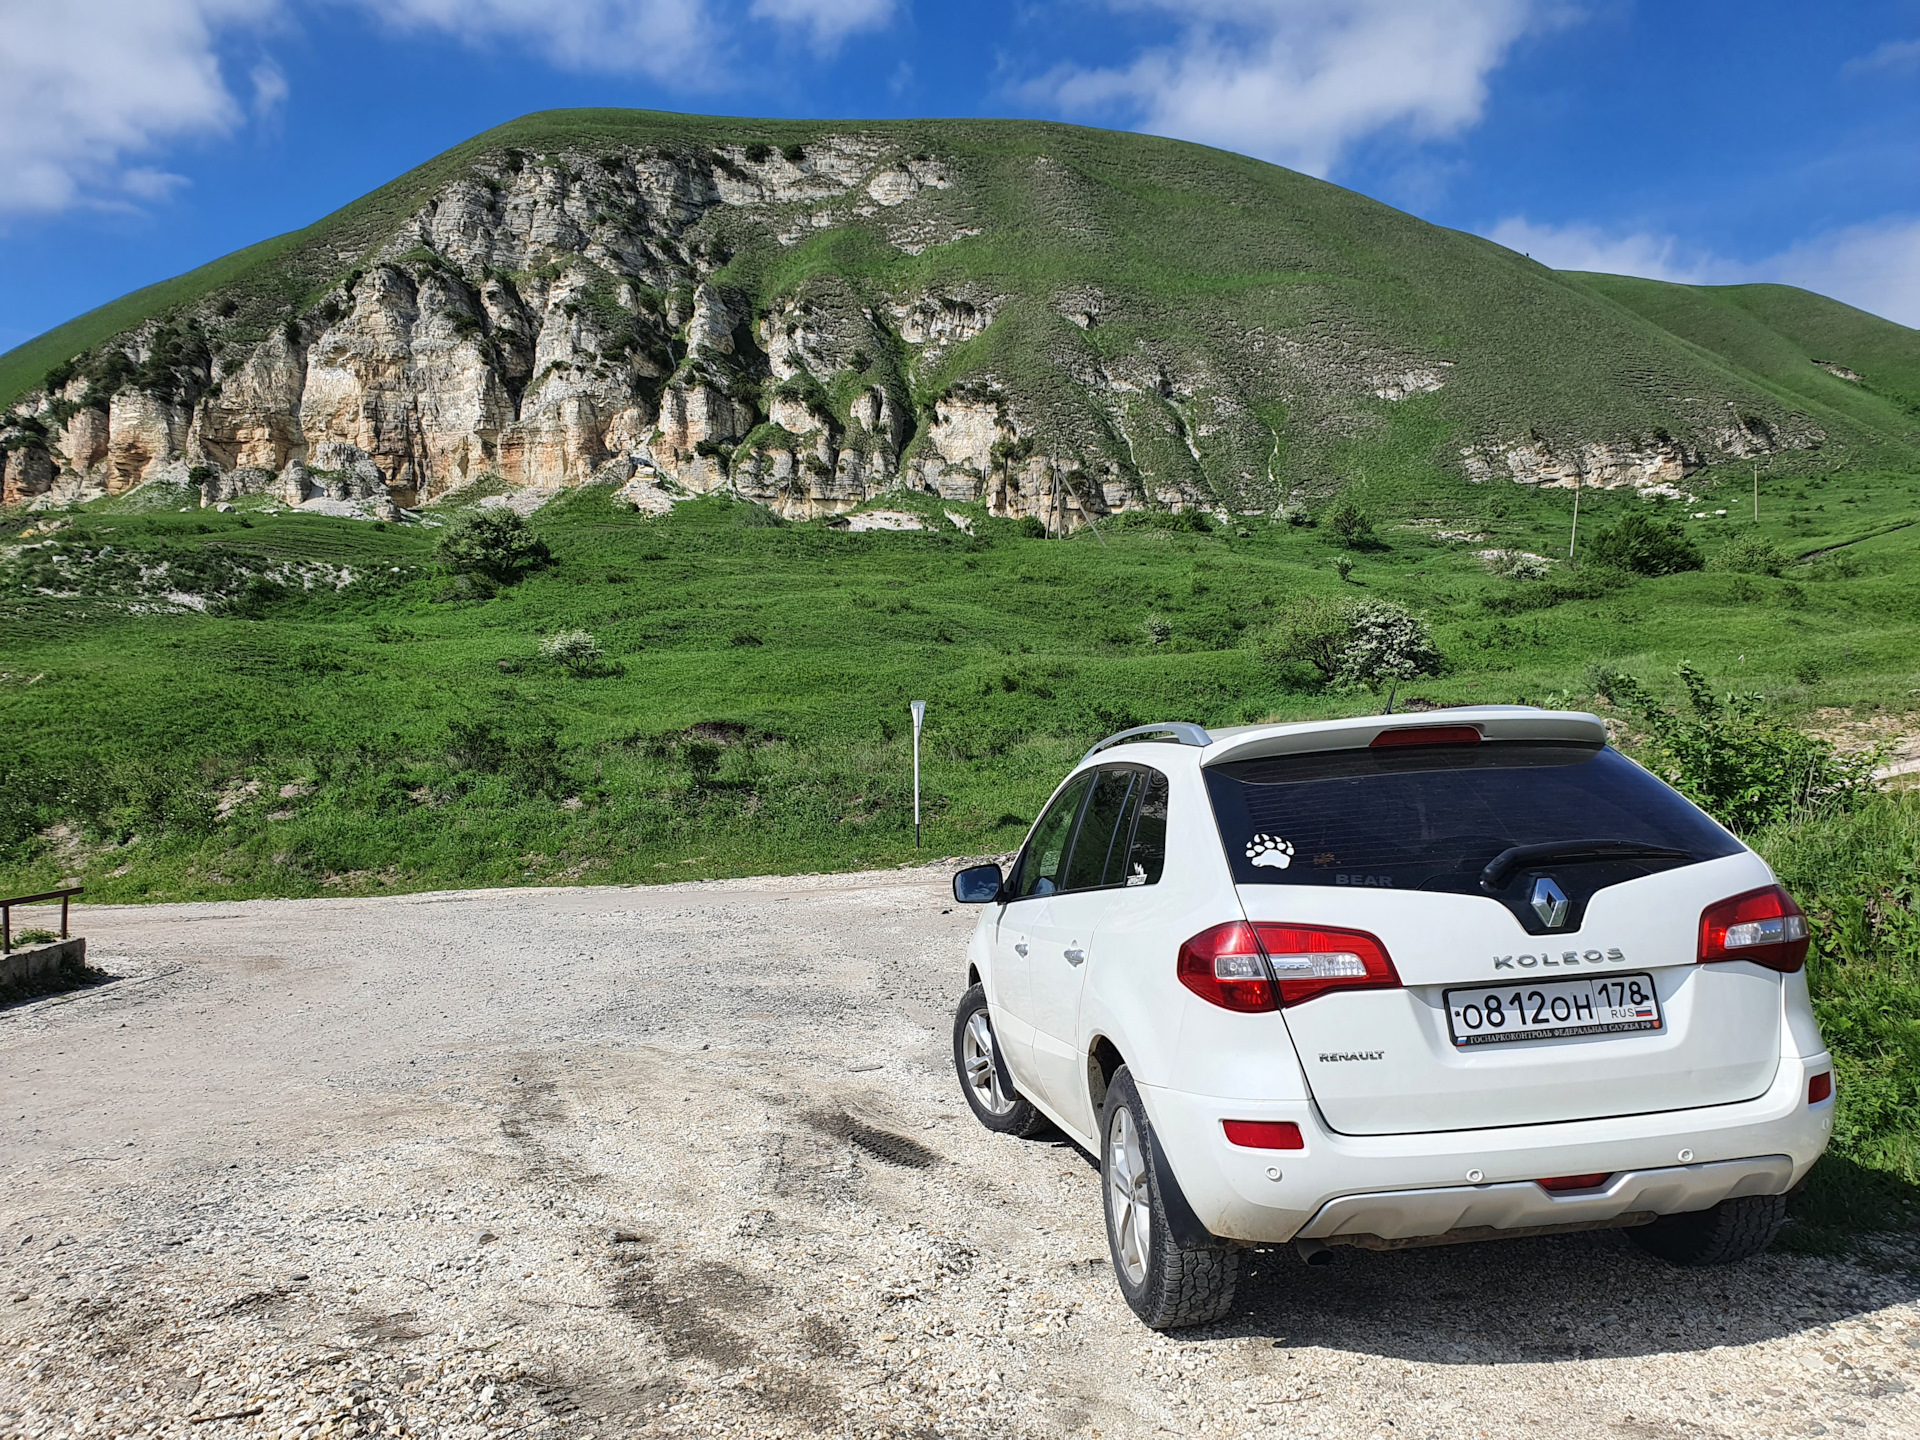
[1256,596,1443,708]
[1483,549,1552,580]
[1334,556,1355,583]
[435,508,553,586]
[11,928,58,947]
[1254,594,1352,681]
[1334,600,1444,710]
[1323,491,1375,548]
[1708,532,1788,576]
[1141,613,1172,644]
[539,630,604,674]
[1585,510,1702,575]
[1596,663,1878,834]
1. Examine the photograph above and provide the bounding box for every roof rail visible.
[1082,722,1212,764]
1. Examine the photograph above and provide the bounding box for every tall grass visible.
[1755,792,1920,1243]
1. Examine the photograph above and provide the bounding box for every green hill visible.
[4,109,1917,519]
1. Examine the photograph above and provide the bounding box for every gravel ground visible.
[3,866,1918,1440]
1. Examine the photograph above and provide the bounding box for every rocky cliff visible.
[0,113,1883,523]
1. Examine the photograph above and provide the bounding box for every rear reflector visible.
[1535,1173,1612,1192]
[1370,725,1482,748]
[1223,1120,1304,1149]
[1809,1071,1833,1105]
[1699,885,1810,972]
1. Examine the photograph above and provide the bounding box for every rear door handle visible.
[1014,942,1029,957]
[1065,948,1085,966]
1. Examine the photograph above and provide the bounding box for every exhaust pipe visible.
[1294,1239,1337,1266]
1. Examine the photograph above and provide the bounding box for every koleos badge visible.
[1530,876,1570,927]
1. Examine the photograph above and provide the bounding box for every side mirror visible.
[952,863,1005,904]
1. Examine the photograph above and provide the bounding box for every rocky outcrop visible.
[1459,434,1702,495]
[3,130,1828,524]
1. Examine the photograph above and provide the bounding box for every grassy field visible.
[4,447,1918,903]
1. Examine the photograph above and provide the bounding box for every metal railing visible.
[1,887,82,953]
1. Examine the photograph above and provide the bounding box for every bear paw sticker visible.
[1246,834,1294,869]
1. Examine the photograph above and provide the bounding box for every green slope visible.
[1574,274,1920,449]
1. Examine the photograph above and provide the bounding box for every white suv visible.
[950,708,1835,1329]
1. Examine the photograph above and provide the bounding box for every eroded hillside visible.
[2,112,1913,526]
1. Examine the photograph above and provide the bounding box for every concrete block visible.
[1,937,85,987]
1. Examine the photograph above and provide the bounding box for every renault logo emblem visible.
[1530,876,1570,927]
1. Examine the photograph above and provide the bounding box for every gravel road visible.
[3,867,1918,1440]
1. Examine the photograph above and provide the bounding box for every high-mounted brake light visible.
[1698,885,1810,973]
[1370,725,1482,748]
[1176,922,1401,1011]
[1222,1120,1304,1149]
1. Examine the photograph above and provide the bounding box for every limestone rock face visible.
[6,131,1822,525]
[1460,434,1704,497]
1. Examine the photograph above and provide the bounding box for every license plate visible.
[1445,973,1663,1047]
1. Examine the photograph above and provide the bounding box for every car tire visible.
[1100,1065,1239,1329]
[952,984,1049,1138]
[1628,1193,1789,1266]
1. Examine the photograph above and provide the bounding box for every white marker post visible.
[910,700,926,849]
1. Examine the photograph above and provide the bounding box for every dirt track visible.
[3,867,1918,1439]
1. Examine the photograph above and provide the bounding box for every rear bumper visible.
[1140,1049,1833,1245]
[1297,1155,1793,1245]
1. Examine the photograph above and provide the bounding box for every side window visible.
[1062,769,1137,893]
[1121,770,1170,887]
[1016,774,1092,899]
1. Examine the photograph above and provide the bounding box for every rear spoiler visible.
[1199,707,1609,768]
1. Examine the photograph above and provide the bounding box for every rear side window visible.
[1017,773,1092,898]
[1065,769,1138,892]
[1124,770,1170,887]
[1204,742,1739,892]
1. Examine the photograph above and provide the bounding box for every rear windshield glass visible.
[1204,742,1740,892]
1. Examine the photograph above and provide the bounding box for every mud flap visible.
[1146,1117,1231,1251]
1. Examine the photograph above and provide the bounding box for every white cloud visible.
[1768,218,1920,329]
[1484,216,1920,329]
[748,0,895,50]
[1023,0,1554,177]
[0,0,280,217]
[1484,217,1723,284]
[361,0,719,80]
[1843,37,1920,74]
[361,0,894,80]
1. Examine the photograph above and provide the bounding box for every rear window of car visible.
[1203,741,1741,892]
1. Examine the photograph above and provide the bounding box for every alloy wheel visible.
[962,1010,1013,1115]
[1108,1105,1152,1286]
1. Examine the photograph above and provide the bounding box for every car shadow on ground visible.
[1217,1229,1918,1364]
[1046,1133,1917,1364]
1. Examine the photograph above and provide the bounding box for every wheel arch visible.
[1086,1033,1125,1120]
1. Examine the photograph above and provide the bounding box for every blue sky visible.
[2,0,1917,355]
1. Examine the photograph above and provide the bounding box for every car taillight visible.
[1252,923,1401,1007]
[1178,922,1402,1011]
[1535,1173,1611,1192]
[1808,1071,1833,1105]
[1177,922,1276,1012]
[1698,885,1810,973]
[1222,1120,1304,1149]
